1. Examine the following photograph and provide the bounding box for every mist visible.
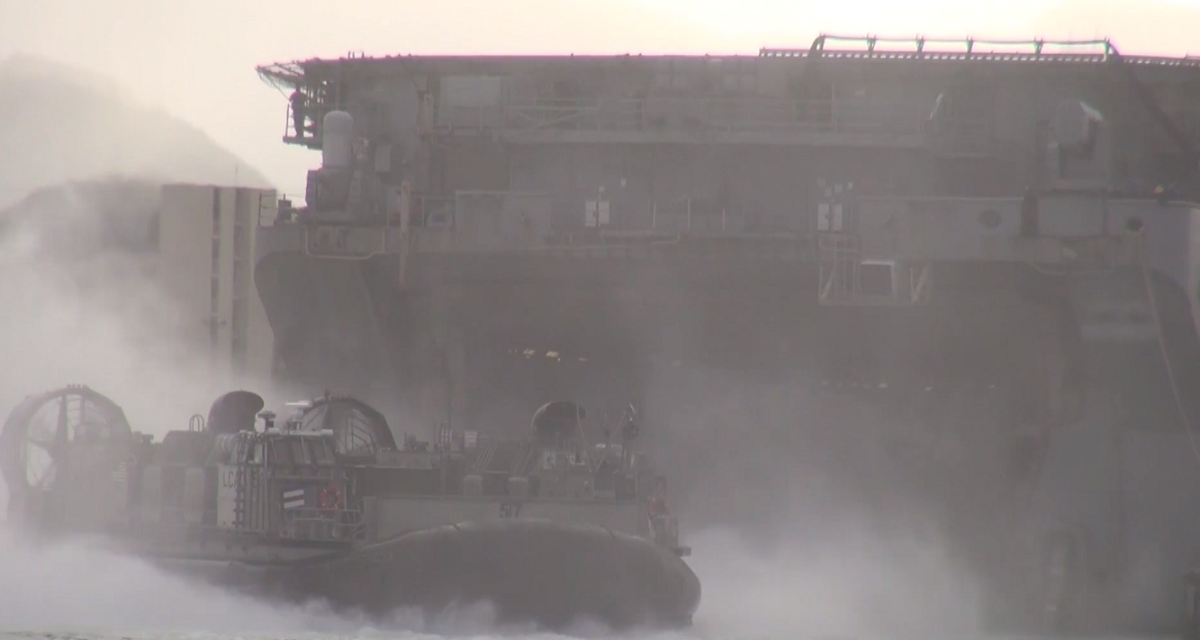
[0,527,339,633]
[0,55,270,208]
[0,185,292,438]
[0,187,541,635]
[4,5,1194,635]
[0,172,325,630]
[631,339,992,636]
[0,53,315,634]
[0,175,984,636]
[455,267,995,635]
[0,522,601,636]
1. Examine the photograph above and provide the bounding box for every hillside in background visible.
[0,54,271,210]
[0,178,161,261]
[0,59,282,457]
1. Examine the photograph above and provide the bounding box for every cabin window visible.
[291,439,310,465]
[296,402,387,457]
[310,440,335,465]
[250,442,264,465]
[264,439,284,466]
[338,427,377,456]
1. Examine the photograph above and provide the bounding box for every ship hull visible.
[156,518,701,631]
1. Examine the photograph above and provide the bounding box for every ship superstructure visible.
[251,35,1200,633]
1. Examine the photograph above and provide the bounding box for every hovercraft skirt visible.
[242,518,702,630]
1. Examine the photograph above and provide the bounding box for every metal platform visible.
[431,96,927,147]
[255,191,1172,296]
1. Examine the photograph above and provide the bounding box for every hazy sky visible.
[1,0,1197,198]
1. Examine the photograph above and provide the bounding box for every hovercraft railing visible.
[279,505,365,542]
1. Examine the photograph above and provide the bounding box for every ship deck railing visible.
[257,42,1200,86]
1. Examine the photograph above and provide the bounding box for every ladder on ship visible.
[817,232,933,306]
[233,445,253,530]
[818,232,862,303]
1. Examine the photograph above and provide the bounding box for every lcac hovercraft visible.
[0,385,701,630]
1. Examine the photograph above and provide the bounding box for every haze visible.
[0,1,1198,635]
[1,0,1196,202]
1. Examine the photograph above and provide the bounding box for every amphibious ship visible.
[250,35,1200,633]
[0,385,700,630]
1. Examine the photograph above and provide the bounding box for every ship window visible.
[267,439,290,466]
[337,422,379,457]
[291,438,310,465]
[295,401,386,457]
[310,439,335,465]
